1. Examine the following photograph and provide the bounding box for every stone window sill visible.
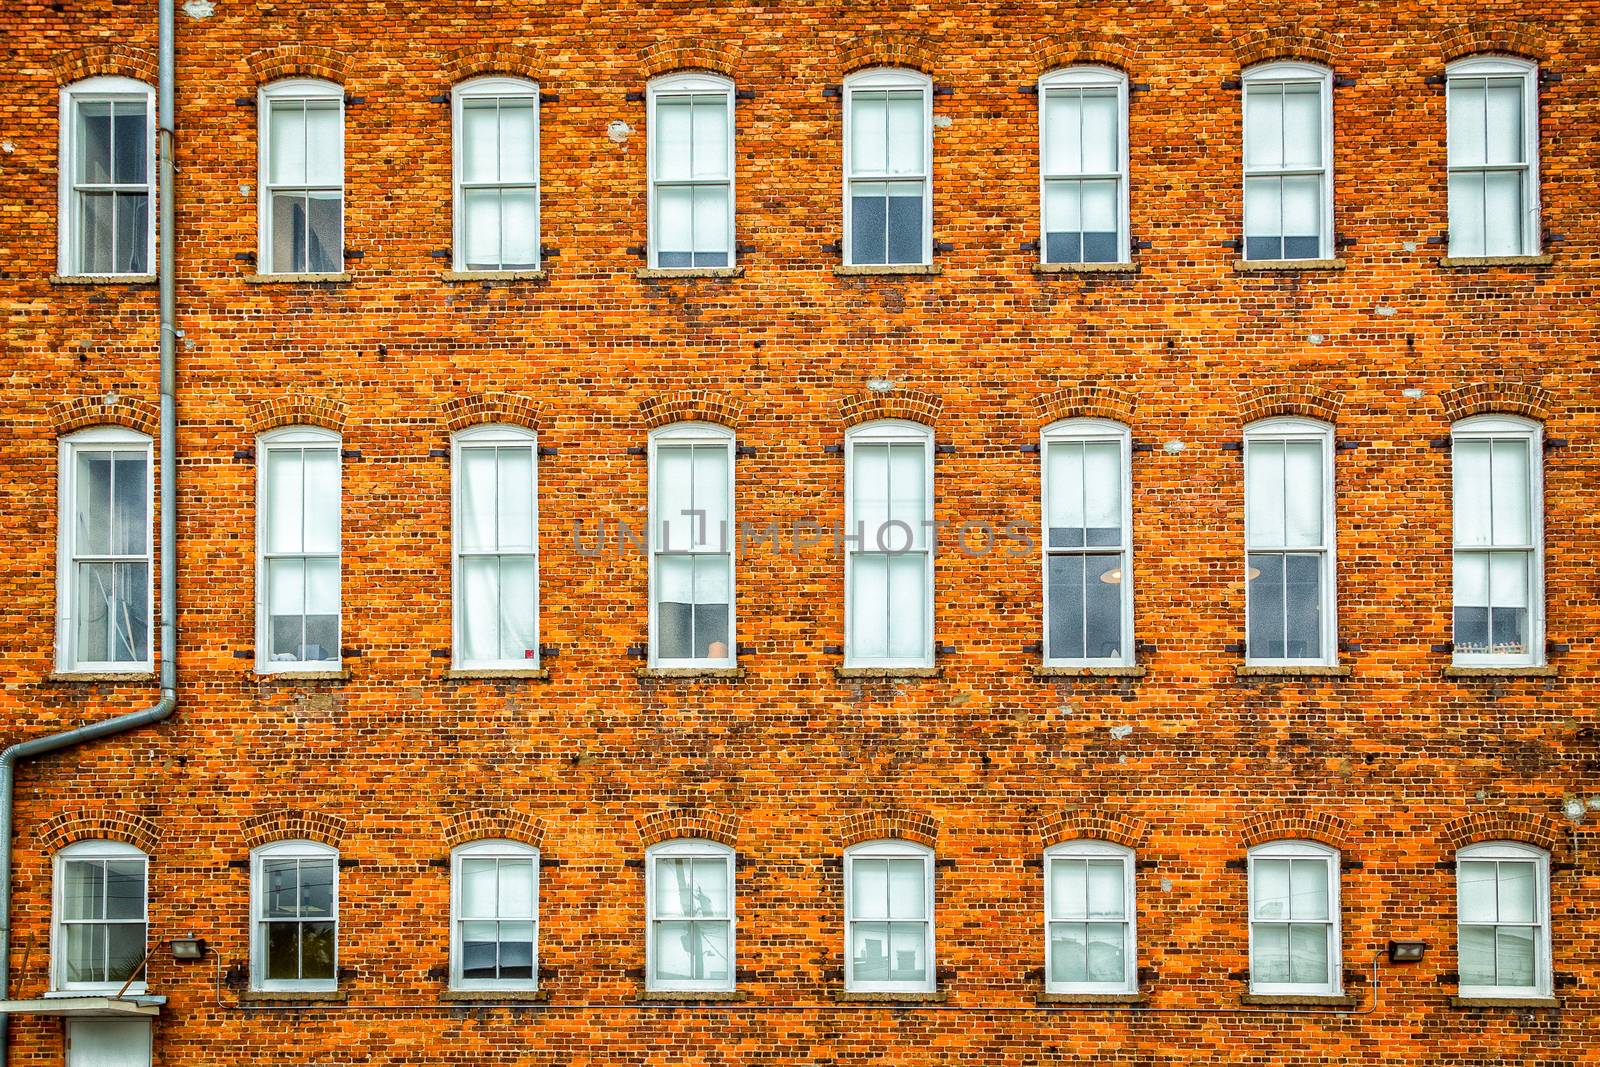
[1031,665,1145,679]
[243,272,353,284]
[239,989,346,1003]
[253,670,352,683]
[832,990,946,1003]
[443,668,551,682]
[1233,258,1345,272]
[442,269,547,283]
[1235,665,1352,678]
[1450,995,1561,1009]
[635,990,749,1002]
[440,988,547,1003]
[1033,262,1139,275]
[636,667,744,680]
[1444,665,1557,678]
[1239,993,1359,1008]
[49,274,157,286]
[47,671,157,683]
[1438,255,1552,269]
[835,666,941,680]
[636,267,744,280]
[834,263,942,277]
[1037,991,1146,1005]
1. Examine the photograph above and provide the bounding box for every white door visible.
[66,1019,151,1067]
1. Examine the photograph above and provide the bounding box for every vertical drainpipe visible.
[0,0,178,1059]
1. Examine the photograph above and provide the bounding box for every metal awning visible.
[0,996,164,1017]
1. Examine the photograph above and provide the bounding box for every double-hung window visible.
[1241,63,1333,261]
[58,77,155,277]
[648,423,734,667]
[1044,841,1137,994]
[453,77,540,272]
[1248,840,1340,995]
[53,842,148,994]
[1447,57,1539,258]
[257,427,341,672]
[1456,842,1551,998]
[648,73,734,269]
[452,840,539,989]
[57,428,152,673]
[259,79,344,275]
[452,425,539,670]
[1244,418,1336,665]
[845,420,933,668]
[646,840,735,992]
[251,840,337,992]
[1041,420,1132,666]
[1452,416,1543,665]
[845,840,934,992]
[843,68,931,266]
[1039,67,1129,265]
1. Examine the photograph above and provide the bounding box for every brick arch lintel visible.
[1240,809,1351,850]
[40,809,161,854]
[443,44,545,83]
[640,38,741,79]
[52,44,158,85]
[1438,382,1552,423]
[1436,21,1555,63]
[246,44,351,85]
[1240,384,1343,425]
[1233,24,1340,67]
[636,807,740,848]
[837,807,938,849]
[246,395,349,435]
[441,808,546,849]
[52,395,160,437]
[240,808,347,850]
[1033,35,1138,76]
[1037,808,1150,850]
[838,388,942,429]
[639,390,744,430]
[439,392,543,434]
[838,31,938,76]
[1036,382,1136,425]
[1441,811,1563,856]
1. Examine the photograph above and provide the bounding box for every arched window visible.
[258,78,345,275]
[1456,841,1551,998]
[452,77,540,273]
[1240,61,1333,261]
[250,840,338,992]
[451,839,540,989]
[58,76,156,277]
[1044,840,1137,993]
[1247,840,1341,995]
[53,841,148,993]
[1244,417,1337,665]
[452,424,540,669]
[842,68,932,266]
[645,839,736,992]
[1037,66,1129,265]
[1446,56,1540,258]
[844,420,934,668]
[256,426,342,672]
[1040,419,1133,666]
[1451,415,1543,665]
[56,426,153,672]
[648,422,735,667]
[647,72,735,270]
[844,839,934,992]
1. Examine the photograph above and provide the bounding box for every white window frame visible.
[646,72,736,271]
[250,839,339,993]
[257,78,345,276]
[51,841,148,996]
[1037,66,1130,266]
[1247,839,1342,996]
[1043,840,1137,995]
[1243,416,1338,666]
[645,838,737,993]
[1451,415,1544,667]
[55,426,154,674]
[1456,841,1552,999]
[1040,418,1134,667]
[451,76,540,273]
[255,425,342,674]
[1240,61,1334,261]
[843,839,935,993]
[843,419,935,669]
[842,67,934,266]
[647,422,737,669]
[451,424,540,670]
[1446,56,1540,258]
[57,76,157,278]
[449,839,540,991]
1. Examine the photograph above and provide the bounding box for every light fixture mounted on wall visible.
[1387,940,1426,963]
[170,936,208,961]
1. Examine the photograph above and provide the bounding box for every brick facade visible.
[1,0,1595,1063]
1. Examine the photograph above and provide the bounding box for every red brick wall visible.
[1,1,1596,1063]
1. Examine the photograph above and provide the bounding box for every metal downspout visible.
[0,0,178,1058]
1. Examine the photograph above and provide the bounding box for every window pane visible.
[1042,92,1080,175]
[1448,171,1486,257]
[1251,923,1290,983]
[850,93,887,174]
[1453,551,1491,654]
[852,858,888,920]
[848,921,887,982]
[655,554,694,661]
[887,859,924,919]
[692,857,730,918]
[268,101,306,185]
[298,859,334,917]
[1448,81,1486,167]
[1085,922,1125,983]
[77,191,115,274]
[460,920,498,980]
[1289,858,1329,920]
[305,191,342,273]
[1084,555,1123,659]
[498,921,535,980]
[300,922,336,979]
[303,100,342,187]
[114,193,149,273]
[1050,858,1086,920]
[64,924,104,984]
[500,188,538,269]
[692,185,730,261]
[460,556,500,663]
[458,447,497,553]
[265,448,304,554]
[303,557,339,662]
[1080,181,1118,262]
[691,555,731,658]
[1254,858,1291,919]
[1496,926,1536,987]
[849,182,888,264]
[884,92,922,174]
[267,559,305,660]
[886,551,927,661]
[849,553,889,661]
[690,96,728,180]
[1247,553,1285,659]
[63,861,105,921]
[265,921,299,980]
[1086,860,1124,919]
[1050,922,1087,983]
[1458,924,1496,987]
[499,859,535,918]
[1489,440,1531,545]
[110,452,148,555]
[498,99,537,183]
[106,922,145,982]
[462,188,502,271]
[1453,439,1493,546]
[75,451,114,555]
[693,920,731,981]
[1046,441,1085,546]
[1288,923,1329,984]
[112,103,148,184]
[1484,79,1524,165]
[1043,181,1081,259]
[496,447,535,551]
[75,563,114,664]
[460,858,497,918]
[1280,176,1321,257]
[112,561,148,661]
[1080,89,1118,174]
[1489,551,1529,653]
[655,857,693,918]
[1457,860,1498,922]
[691,445,730,550]
[887,922,926,982]
[1281,83,1322,168]
[655,97,693,181]
[657,185,694,261]
[77,101,114,183]
[270,192,306,273]
[1497,861,1537,924]
[262,857,299,917]
[104,860,145,920]
[652,919,697,981]
[1482,170,1524,256]
[497,554,537,662]
[301,447,339,553]
[885,183,924,265]
[461,99,499,183]
[1246,441,1285,546]
[1245,86,1283,169]
[1244,177,1280,259]
[887,442,926,544]
[1283,553,1323,660]
[1082,442,1121,545]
